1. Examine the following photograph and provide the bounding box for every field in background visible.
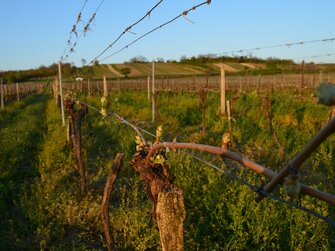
[88,61,335,79]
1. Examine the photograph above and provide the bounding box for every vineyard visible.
[0,74,334,250]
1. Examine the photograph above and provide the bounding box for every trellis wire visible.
[89,0,164,65]
[97,0,212,63]
[76,98,335,228]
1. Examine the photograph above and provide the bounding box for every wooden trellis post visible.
[103,75,108,98]
[87,79,91,97]
[4,84,7,103]
[118,78,121,95]
[147,76,151,100]
[53,79,58,102]
[16,82,20,102]
[220,66,226,115]
[319,70,323,83]
[152,61,156,122]
[239,76,242,93]
[257,75,262,95]
[58,62,65,126]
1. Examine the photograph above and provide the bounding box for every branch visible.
[102,153,124,251]
[256,115,335,202]
[146,142,335,206]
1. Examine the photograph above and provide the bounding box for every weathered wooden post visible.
[16,83,20,102]
[87,79,91,97]
[4,84,7,103]
[281,68,285,91]
[257,75,262,95]
[199,88,208,133]
[58,62,66,126]
[147,75,151,101]
[319,70,323,83]
[245,69,249,90]
[220,65,226,115]
[239,76,242,93]
[117,78,121,95]
[103,75,108,98]
[53,79,58,102]
[152,61,156,122]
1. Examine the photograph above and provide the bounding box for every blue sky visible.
[1,0,335,71]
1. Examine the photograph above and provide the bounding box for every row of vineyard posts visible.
[53,61,335,250]
[0,77,46,109]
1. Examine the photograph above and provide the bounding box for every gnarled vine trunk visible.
[130,150,185,251]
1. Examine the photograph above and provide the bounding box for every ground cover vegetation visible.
[0,85,334,250]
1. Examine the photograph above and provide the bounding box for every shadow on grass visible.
[0,94,49,250]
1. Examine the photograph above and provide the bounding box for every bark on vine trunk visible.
[156,188,186,251]
[101,153,124,251]
[264,95,284,158]
[130,150,185,251]
[64,97,88,195]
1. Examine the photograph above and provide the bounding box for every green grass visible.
[0,94,48,250]
[0,88,334,250]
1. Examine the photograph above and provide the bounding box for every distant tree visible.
[120,67,131,78]
[81,58,87,66]
[156,57,165,63]
[180,55,187,62]
[94,60,100,66]
[129,56,148,63]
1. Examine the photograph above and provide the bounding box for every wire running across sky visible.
[90,0,212,64]
[89,0,164,65]
[214,37,335,57]
[292,52,335,62]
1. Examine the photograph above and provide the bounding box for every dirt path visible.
[240,63,257,69]
[106,64,123,77]
[215,63,239,72]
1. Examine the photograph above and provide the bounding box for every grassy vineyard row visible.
[0,86,334,250]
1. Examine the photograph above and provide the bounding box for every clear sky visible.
[1,0,335,71]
